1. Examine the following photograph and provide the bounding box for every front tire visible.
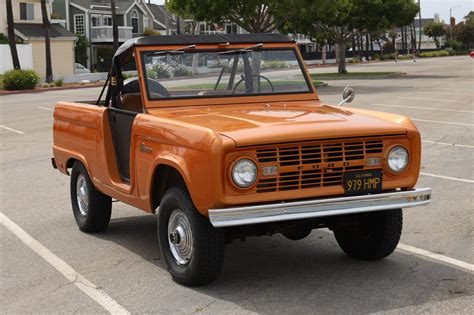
[333,209,402,260]
[70,161,112,233]
[157,187,225,286]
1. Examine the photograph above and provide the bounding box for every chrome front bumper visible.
[209,188,432,227]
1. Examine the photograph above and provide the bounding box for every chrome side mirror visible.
[337,86,356,107]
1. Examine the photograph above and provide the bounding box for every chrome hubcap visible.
[76,174,89,216]
[168,209,193,265]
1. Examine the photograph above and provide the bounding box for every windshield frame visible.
[135,43,318,108]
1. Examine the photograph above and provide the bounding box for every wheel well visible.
[151,165,186,211]
[65,158,79,175]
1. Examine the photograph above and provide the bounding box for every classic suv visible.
[52,34,431,286]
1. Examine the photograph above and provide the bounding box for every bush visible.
[262,60,287,69]
[445,39,462,51]
[0,33,8,44]
[54,78,63,87]
[0,74,4,90]
[173,64,193,77]
[151,62,172,78]
[143,28,161,36]
[2,69,39,90]
[418,50,450,58]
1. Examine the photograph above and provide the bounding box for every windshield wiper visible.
[150,44,197,56]
[218,43,263,55]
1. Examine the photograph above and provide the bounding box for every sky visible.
[149,0,473,24]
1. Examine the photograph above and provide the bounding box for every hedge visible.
[2,69,39,90]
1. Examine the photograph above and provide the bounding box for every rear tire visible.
[70,161,112,233]
[334,209,402,260]
[157,187,225,286]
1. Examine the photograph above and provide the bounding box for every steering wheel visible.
[122,77,171,98]
[232,74,274,94]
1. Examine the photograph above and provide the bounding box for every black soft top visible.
[113,33,294,65]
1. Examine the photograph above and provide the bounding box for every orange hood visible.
[148,101,408,147]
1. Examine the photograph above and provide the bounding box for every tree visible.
[284,0,419,74]
[110,0,119,51]
[75,34,90,66]
[40,0,53,83]
[423,21,446,49]
[454,11,474,49]
[167,0,300,33]
[6,0,20,69]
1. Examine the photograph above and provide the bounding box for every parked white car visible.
[75,63,91,74]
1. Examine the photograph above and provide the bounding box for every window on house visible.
[74,14,85,35]
[103,16,112,26]
[131,10,139,34]
[226,24,238,34]
[20,3,35,20]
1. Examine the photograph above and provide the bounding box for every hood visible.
[148,101,407,146]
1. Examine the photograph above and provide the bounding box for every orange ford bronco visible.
[52,34,431,286]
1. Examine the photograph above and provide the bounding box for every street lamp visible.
[449,5,461,47]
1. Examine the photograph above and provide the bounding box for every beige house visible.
[1,0,76,77]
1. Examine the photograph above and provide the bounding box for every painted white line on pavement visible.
[397,243,474,273]
[398,97,471,104]
[420,172,474,183]
[411,118,474,127]
[415,91,474,97]
[0,125,25,135]
[38,106,54,111]
[422,140,474,149]
[0,213,130,315]
[372,103,474,114]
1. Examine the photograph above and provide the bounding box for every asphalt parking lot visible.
[1,56,473,314]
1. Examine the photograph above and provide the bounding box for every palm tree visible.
[40,0,53,83]
[6,0,21,69]
[110,0,119,51]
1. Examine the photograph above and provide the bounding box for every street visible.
[1,56,473,314]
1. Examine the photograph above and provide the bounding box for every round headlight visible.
[387,146,409,173]
[232,159,258,188]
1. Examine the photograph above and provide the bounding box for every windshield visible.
[141,48,312,100]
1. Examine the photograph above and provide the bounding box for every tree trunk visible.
[370,34,374,56]
[110,0,119,51]
[322,43,327,65]
[41,0,53,83]
[191,22,200,74]
[418,0,422,50]
[365,34,370,61]
[337,42,347,74]
[6,0,20,69]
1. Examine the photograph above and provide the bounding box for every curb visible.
[0,83,103,96]
[314,73,406,80]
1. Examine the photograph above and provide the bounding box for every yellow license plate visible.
[344,170,382,196]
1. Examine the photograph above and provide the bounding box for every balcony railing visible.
[90,26,133,43]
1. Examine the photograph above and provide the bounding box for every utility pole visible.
[165,0,170,35]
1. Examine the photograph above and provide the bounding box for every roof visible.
[14,23,76,39]
[147,3,177,31]
[72,0,135,13]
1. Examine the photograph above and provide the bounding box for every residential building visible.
[396,16,445,50]
[52,0,159,71]
[147,3,181,35]
[0,0,76,77]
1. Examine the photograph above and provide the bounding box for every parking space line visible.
[420,172,474,183]
[38,106,54,111]
[414,91,474,97]
[398,97,470,103]
[0,213,130,315]
[0,125,25,135]
[422,140,474,149]
[411,118,474,127]
[397,244,474,273]
[372,103,473,114]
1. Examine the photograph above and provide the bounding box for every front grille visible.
[255,139,384,193]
